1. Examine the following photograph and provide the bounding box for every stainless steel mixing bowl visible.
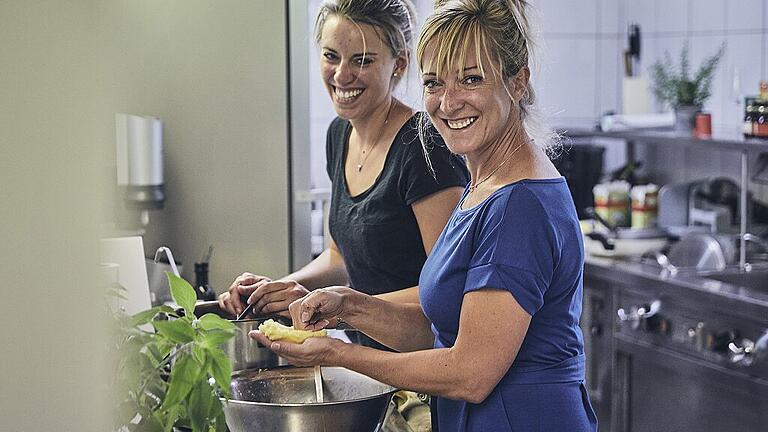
[222,366,397,432]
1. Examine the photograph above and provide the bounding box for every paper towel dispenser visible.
[116,113,165,212]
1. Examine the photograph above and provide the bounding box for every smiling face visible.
[421,41,527,157]
[318,15,406,121]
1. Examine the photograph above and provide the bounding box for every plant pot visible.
[674,105,700,133]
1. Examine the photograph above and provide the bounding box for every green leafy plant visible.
[649,41,725,108]
[110,273,235,432]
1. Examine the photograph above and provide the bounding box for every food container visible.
[190,301,288,371]
[631,184,659,229]
[226,318,289,371]
[222,366,397,432]
[593,181,631,228]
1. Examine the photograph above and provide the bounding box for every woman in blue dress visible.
[252,0,598,430]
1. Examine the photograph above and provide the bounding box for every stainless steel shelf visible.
[562,127,768,269]
[562,128,768,153]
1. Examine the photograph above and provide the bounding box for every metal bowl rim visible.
[219,387,398,408]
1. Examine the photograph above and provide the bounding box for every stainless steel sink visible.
[702,269,768,292]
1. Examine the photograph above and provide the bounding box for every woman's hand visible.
[218,272,272,316]
[249,331,346,367]
[247,280,310,318]
[288,286,351,330]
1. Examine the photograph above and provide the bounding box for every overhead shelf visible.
[561,128,768,153]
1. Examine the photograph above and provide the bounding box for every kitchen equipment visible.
[581,215,669,258]
[145,256,182,306]
[236,302,256,321]
[222,366,397,432]
[226,318,290,371]
[551,143,604,219]
[657,178,754,234]
[611,285,768,432]
[185,300,288,370]
[665,233,730,271]
[100,236,152,315]
[116,113,164,226]
[314,366,324,403]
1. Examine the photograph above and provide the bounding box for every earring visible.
[393,72,398,77]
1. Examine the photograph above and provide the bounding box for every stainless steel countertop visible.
[584,255,768,317]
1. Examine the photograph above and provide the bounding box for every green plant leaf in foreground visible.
[162,354,199,410]
[208,348,233,398]
[201,329,236,349]
[198,313,236,332]
[167,272,197,318]
[154,319,196,344]
[130,305,177,327]
[188,380,216,432]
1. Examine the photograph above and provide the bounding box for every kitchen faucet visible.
[154,246,180,277]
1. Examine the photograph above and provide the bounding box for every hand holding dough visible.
[258,319,327,343]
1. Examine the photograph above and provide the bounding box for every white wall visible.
[0,1,109,430]
[101,1,292,289]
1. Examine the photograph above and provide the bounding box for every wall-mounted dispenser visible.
[115,113,164,226]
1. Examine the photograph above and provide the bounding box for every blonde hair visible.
[315,0,416,63]
[416,0,560,159]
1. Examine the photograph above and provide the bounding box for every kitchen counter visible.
[581,255,768,432]
[584,255,768,317]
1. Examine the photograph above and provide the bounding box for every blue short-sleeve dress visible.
[419,178,598,432]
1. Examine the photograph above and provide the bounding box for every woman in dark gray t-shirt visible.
[325,114,467,295]
[219,0,467,318]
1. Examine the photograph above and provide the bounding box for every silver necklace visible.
[356,142,375,172]
[468,141,525,194]
[355,100,395,173]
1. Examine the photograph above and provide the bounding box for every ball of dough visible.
[258,319,327,343]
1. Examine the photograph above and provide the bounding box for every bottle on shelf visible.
[756,102,768,138]
[744,98,756,137]
[194,261,216,301]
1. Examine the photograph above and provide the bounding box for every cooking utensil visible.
[222,366,396,432]
[227,317,290,371]
[236,302,256,321]
[628,23,641,76]
[314,365,324,403]
[181,301,288,370]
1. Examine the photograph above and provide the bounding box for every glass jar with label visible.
[631,184,659,229]
[593,181,631,228]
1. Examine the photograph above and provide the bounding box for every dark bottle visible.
[194,262,216,301]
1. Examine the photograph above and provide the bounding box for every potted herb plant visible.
[110,273,236,432]
[649,41,725,133]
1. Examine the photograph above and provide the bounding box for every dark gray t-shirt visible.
[326,113,469,295]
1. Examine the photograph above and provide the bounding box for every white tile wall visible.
[536,0,599,35]
[599,0,621,34]
[725,0,765,31]
[537,38,598,119]
[623,0,657,34]
[598,39,621,114]
[654,0,689,34]
[690,0,726,32]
